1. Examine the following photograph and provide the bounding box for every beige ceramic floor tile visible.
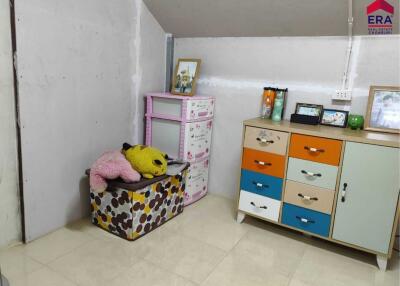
[141,229,227,284]
[0,245,43,281]
[48,239,144,286]
[291,246,384,286]
[107,260,197,286]
[23,226,92,264]
[201,247,291,286]
[175,195,237,226]
[233,225,307,277]
[9,267,77,286]
[179,214,249,251]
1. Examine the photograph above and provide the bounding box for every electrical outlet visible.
[332,90,352,101]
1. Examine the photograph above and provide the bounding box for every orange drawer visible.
[242,148,286,178]
[289,134,342,166]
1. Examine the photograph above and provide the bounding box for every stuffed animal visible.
[122,143,168,179]
[90,150,141,193]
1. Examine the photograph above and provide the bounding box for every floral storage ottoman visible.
[88,164,188,241]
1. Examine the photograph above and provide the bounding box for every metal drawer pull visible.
[301,170,321,177]
[254,160,272,166]
[252,181,269,188]
[297,193,318,201]
[250,202,268,209]
[295,216,315,224]
[256,137,274,144]
[304,146,325,153]
[341,183,348,202]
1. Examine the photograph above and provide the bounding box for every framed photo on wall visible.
[320,109,349,128]
[171,59,201,96]
[365,86,400,133]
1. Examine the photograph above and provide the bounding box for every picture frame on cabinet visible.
[171,59,201,96]
[320,109,349,128]
[295,103,323,117]
[365,86,400,134]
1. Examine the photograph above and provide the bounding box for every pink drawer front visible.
[183,119,213,162]
[186,99,215,120]
[185,158,209,205]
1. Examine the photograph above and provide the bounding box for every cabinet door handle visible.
[301,170,322,177]
[256,137,274,144]
[250,202,268,209]
[295,216,315,224]
[252,181,269,189]
[254,160,272,166]
[341,183,348,202]
[297,193,318,201]
[304,146,325,153]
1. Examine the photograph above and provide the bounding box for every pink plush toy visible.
[90,150,141,193]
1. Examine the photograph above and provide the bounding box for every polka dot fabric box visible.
[89,164,189,240]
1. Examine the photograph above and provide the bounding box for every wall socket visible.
[332,89,352,101]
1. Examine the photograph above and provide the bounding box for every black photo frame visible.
[320,109,349,128]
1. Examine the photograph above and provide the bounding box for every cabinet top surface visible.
[244,118,400,148]
[147,92,214,100]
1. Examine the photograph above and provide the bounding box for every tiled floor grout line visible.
[141,257,201,285]
[198,223,252,285]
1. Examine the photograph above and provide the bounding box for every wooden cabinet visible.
[332,142,399,254]
[237,118,400,270]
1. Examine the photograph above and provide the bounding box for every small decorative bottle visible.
[272,89,285,122]
[261,87,276,119]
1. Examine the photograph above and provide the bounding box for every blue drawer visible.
[281,203,331,237]
[240,169,283,200]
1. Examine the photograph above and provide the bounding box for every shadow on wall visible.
[66,176,91,222]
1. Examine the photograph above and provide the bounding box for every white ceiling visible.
[143,0,399,37]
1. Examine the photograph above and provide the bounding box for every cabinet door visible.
[332,142,399,254]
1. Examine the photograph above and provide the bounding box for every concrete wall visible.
[15,0,165,241]
[134,1,166,144]
[0,0,21,247]
[174,35,400,199]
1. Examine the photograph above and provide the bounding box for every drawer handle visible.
[256,137,274,144]
[250,202,268,209]
[254,160,272,166]
[297,193,318,201]
[295,216,315,224]
[304,146,325,153]
[341,183,348,202]
[301,170,321,177]
[252,181,269,189]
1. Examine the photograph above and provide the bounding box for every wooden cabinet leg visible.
[376,255,388,271]
[236,211,246,223]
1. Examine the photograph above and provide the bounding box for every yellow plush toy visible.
[122,143,168,179]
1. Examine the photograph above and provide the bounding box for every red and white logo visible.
[366,0,395,34]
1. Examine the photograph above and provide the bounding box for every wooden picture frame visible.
[295,103,323,117]
[320,109,349,128]
[365,86,400,134]
[171,59,201,96]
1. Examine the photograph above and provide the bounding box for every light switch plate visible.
[332,90,352,101]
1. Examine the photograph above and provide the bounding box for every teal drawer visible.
[286,158,338,190]
[240,169,283,200]
[281,203,331,237]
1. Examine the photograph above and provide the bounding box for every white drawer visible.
[186,99,214,120]
[183,119,213,162]
[238,190,281,222]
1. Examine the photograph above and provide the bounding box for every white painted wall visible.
[174,35,400,199]
[15,0,166,241]
[0,0,21,247]
[134,2,166,144]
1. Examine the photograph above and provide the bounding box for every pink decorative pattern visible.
[145,92,215,205]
